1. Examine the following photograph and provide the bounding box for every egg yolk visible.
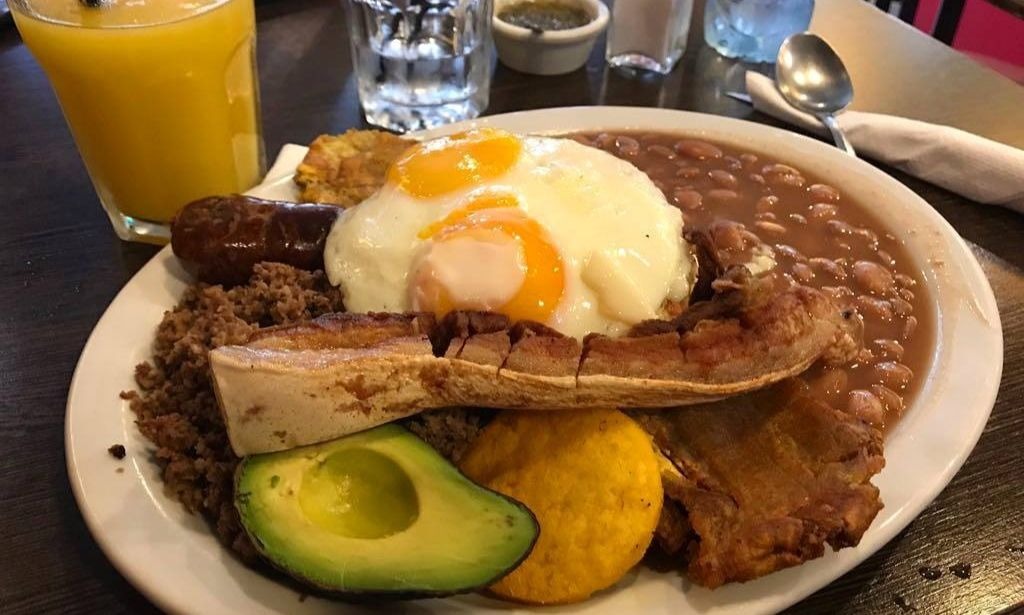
[387,129,522,198]
[413,198,565,324]
[417,193,518,239]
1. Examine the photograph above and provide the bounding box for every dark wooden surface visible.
[1,0,1023,612]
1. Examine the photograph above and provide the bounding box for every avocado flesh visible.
[235,424,538,595]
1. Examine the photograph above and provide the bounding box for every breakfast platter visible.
[65,106,1001,614]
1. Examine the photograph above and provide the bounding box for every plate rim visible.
[65,106,1003,615]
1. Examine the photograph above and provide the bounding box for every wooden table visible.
[1,0,1022,612]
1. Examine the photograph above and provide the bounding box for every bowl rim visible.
[492,0,610,43]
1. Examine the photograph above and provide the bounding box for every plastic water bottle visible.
[703,0,814,63]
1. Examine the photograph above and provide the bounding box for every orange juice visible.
[11,0,263,240]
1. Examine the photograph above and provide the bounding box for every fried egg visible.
[323,128,693,338]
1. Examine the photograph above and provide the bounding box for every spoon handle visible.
[818,113,856,157]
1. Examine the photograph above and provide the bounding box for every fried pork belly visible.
[633,382,884,588]
[294,130,412,207]
[210,273,861,455]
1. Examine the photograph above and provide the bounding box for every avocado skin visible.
[234,425,538,599]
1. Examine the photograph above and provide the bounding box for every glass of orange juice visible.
[10,0,265,243]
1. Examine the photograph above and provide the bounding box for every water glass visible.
[703,0,814,63]
[342,0,494,133]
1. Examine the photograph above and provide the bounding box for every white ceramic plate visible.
[66,107,1002,615]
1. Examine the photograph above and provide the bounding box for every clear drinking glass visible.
[342,0,494,132]
[703,0,814,63]
[10,0,265,243]
[606,0,694,74]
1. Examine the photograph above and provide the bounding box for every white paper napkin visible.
[246,143,309,202]
[745,71,1024,212]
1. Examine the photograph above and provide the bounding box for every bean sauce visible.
[573,131,934,431]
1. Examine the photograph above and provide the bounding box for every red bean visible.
[672,189,703,211]
[822,286,856,302]
[898,288,915,302]
[775,244,806,262]
[855,227,879,244]
[856,296,894,322]
[770,172,806,188]
[754,221,787,236]
[792,262,815,283]
[810,257,847,280]
[807,183,840,202]
[675,139,723,160]
[892,297,913,318]
[788,213,808,225]
[895,273,917,288]
[873,339,905,361]
[875,361,913,390]
[876,249,896,268]
[762,163,805,188]
[827,219,854,236]
[709,169,739,188]
[853,261,895,295]
[708,189,740,201]
[756,195,779,212]
[648,144,676,159]
[809,203,839,220]
[708,220,746,251]
[749,173,766,185]
[847,390,884,425]
[722,156,743,171]
[675,166,701,179]
[739,153,758,166]
[739,229,762,245]
[594,132,615,148]
[870,384,905,416]
[762,163,800,176]
[615,135,640,156]
[902,316,918,340]
[756,212,778,221]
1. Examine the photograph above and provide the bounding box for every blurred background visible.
[869,0,1024,82]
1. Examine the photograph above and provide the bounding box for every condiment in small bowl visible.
[492,0,609,76]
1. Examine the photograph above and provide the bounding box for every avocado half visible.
[235,424,539,597]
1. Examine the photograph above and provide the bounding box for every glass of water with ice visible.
[342,0,493,132]
[703,0,813,63]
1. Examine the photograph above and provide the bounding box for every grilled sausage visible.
[171,195,340,285]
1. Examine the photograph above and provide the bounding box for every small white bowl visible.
[492,0,610,76]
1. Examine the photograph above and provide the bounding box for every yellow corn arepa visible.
[458,408,663,604]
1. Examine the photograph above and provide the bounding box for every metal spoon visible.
[775,33,856,157]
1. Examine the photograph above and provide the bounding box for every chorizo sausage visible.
[170,195,340,285]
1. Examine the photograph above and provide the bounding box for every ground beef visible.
[404,407,493,463]
[122,263,345,560]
